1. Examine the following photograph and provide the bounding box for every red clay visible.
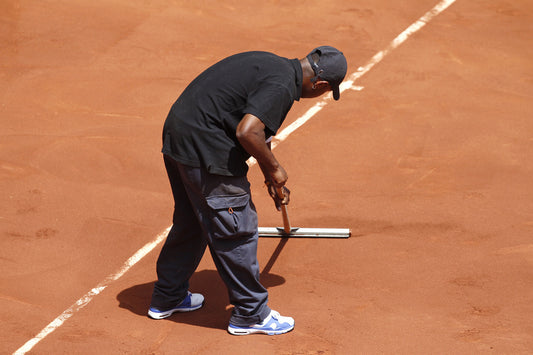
[1,0,532,354]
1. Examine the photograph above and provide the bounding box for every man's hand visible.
[265,181,290,211]
[267,164,288,188]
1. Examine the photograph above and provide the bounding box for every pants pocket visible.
[205,193,257,239]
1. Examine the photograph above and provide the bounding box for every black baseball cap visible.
[306,46,347,100]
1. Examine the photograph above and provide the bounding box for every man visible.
[148,46,347,335]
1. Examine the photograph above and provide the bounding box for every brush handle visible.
[276,187,292,234]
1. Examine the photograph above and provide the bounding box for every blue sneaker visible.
[148,291,204,319]
[227,310,295,335]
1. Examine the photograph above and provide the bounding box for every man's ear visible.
[313,80,330,90]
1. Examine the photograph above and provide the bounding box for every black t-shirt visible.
[162,51,303,176]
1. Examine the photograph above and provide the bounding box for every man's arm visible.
[236,113,287,187]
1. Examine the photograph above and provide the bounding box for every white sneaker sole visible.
[227,324,294,336]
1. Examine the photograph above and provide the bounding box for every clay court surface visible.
[2,0,533,353]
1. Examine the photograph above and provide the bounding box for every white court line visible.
[13,228,170,355]
[13,0,456,353]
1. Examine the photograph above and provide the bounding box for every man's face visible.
[301,80,332,99]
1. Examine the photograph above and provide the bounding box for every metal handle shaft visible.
[276,187,291,234]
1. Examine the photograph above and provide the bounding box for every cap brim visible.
[332,85,340,100]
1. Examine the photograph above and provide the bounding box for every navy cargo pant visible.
[150,154,271,326]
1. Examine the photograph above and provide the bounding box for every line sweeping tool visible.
[258,187,351,238]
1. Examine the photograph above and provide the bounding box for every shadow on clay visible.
[116,269,285,330]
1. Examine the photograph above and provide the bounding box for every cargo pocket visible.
[205,193,257,239]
